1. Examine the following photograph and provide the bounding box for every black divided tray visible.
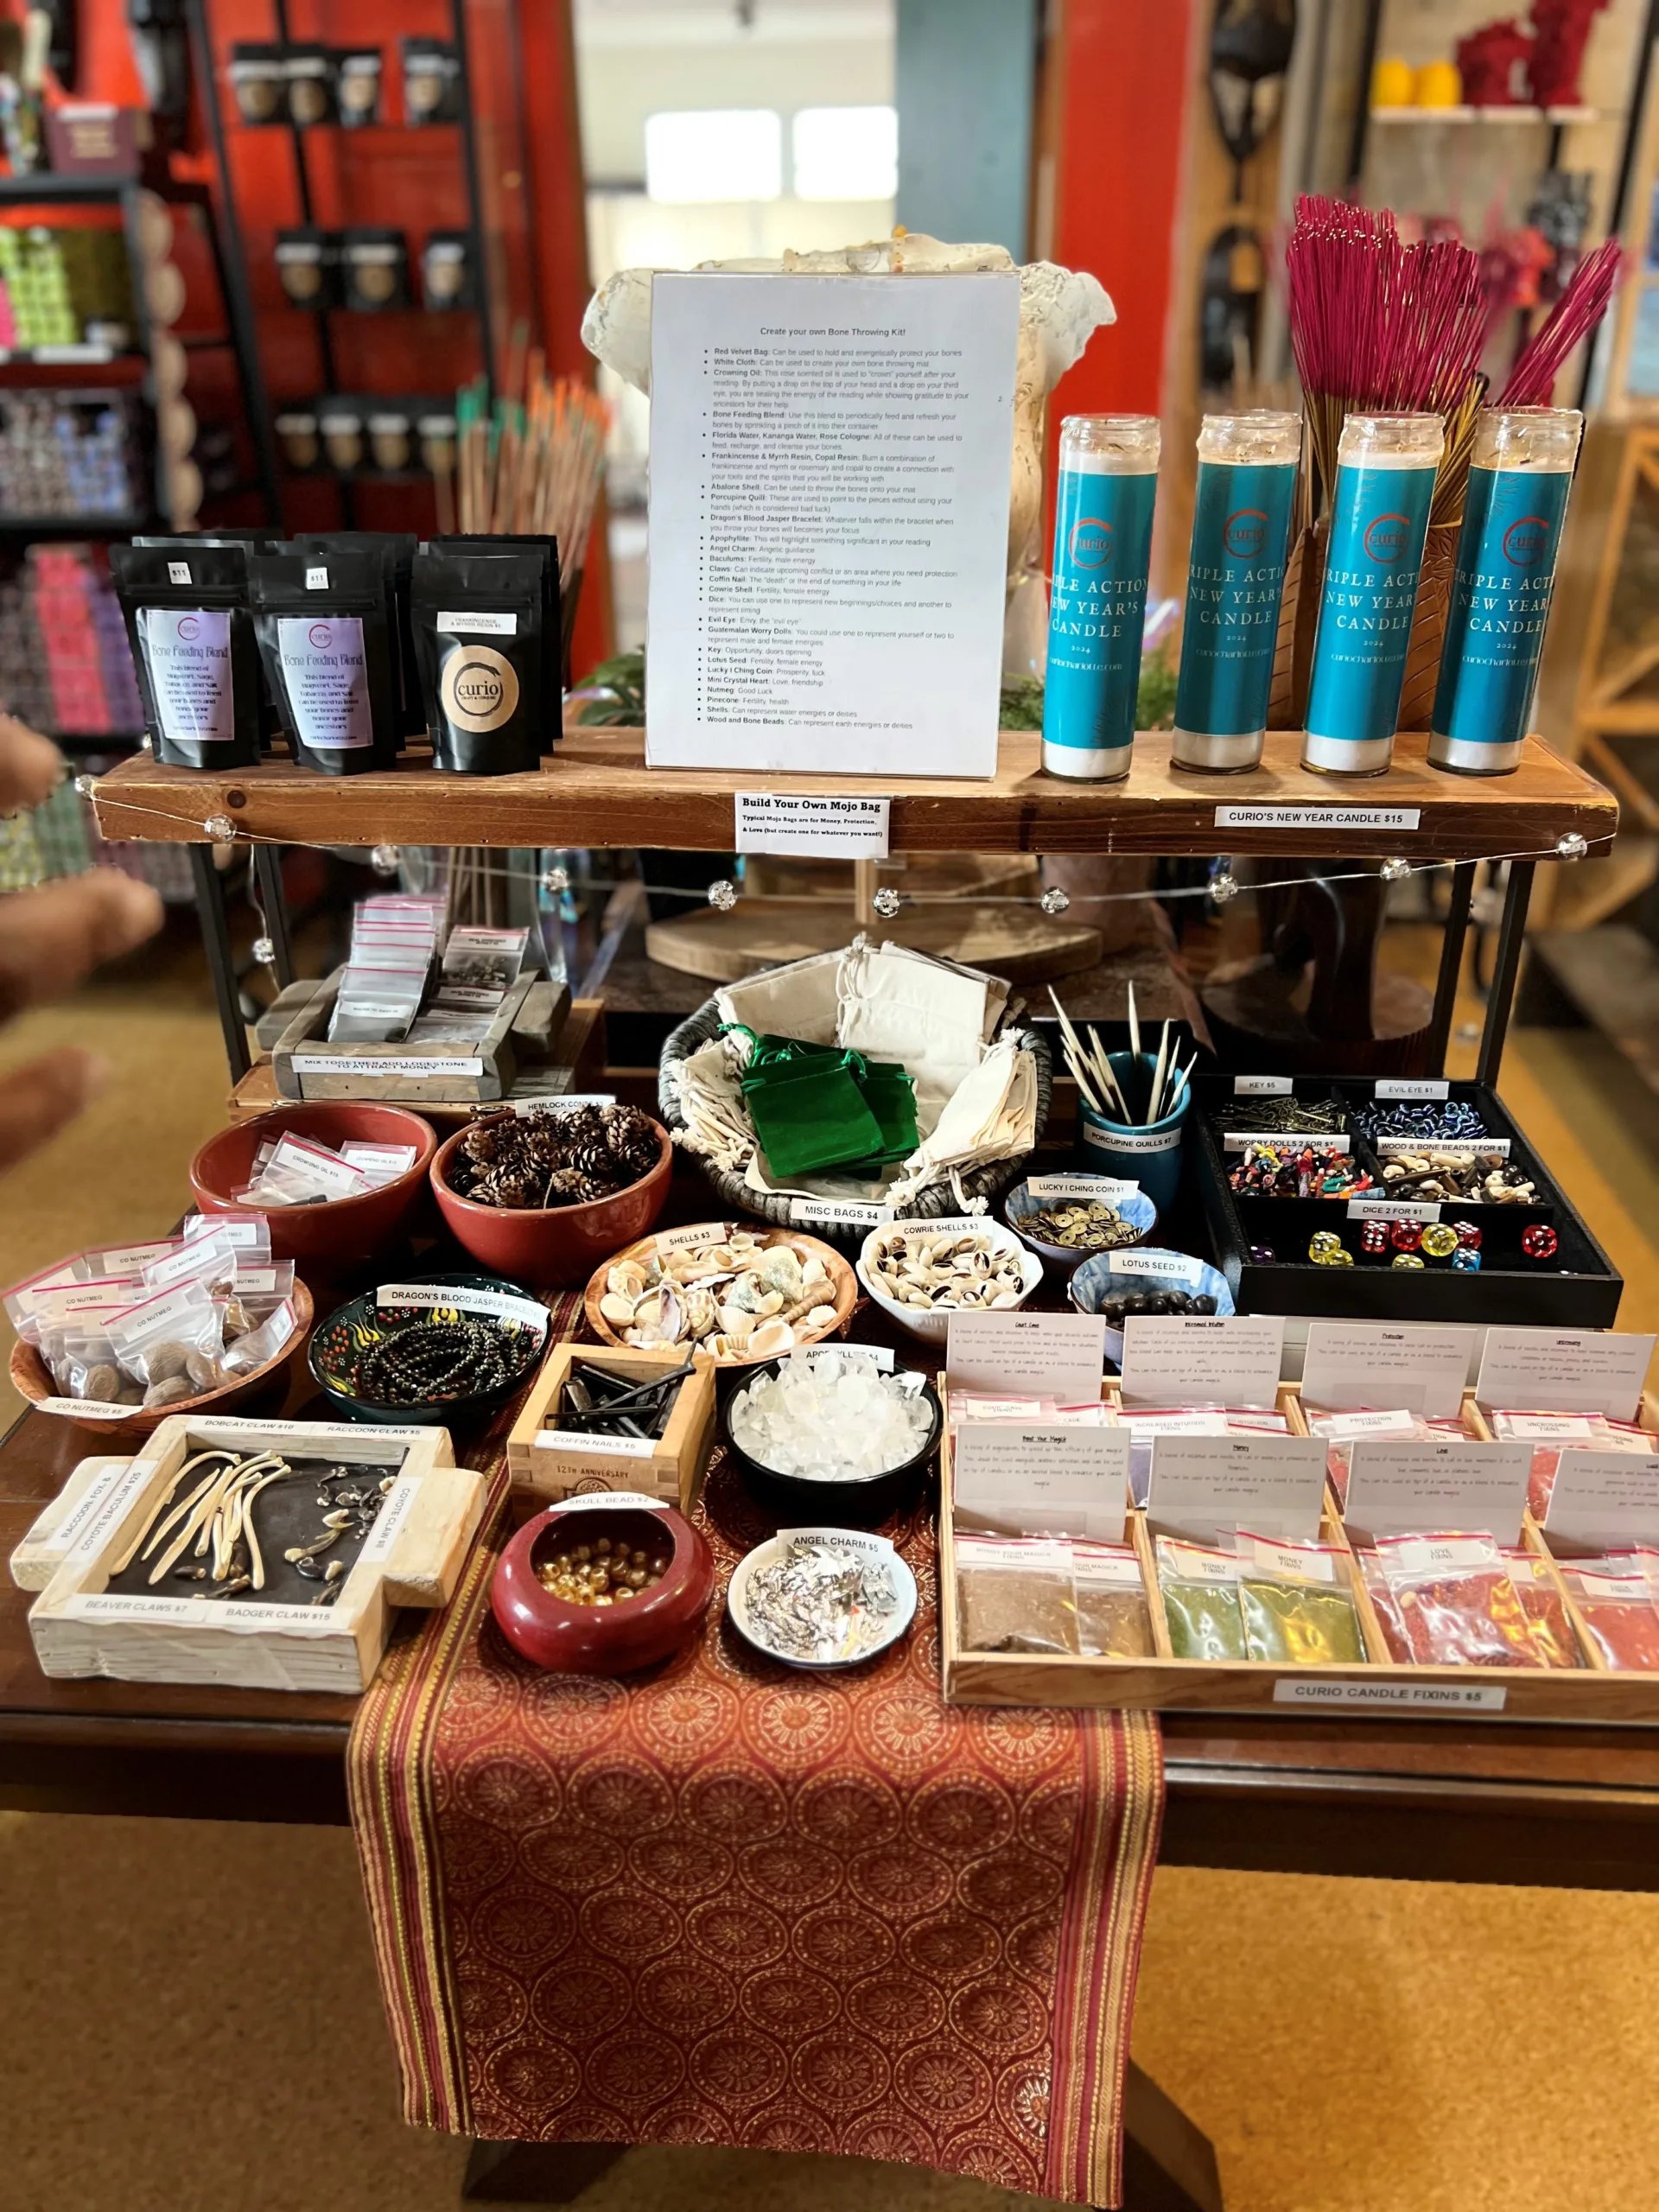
[1192,1075,1623,1325]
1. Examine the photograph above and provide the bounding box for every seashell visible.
[990,1288,1021,1307]
[755,1289,785,1316]
[727,1276,762,1314]
[801,1304,837,1330]
[802,1255,827,1286]
[608,1261,647,1300]
[682,1288,716,1338]
[706,1333,740,1360]
[658,1283,685,1342]
[747,1319,795,1358]
[600,1292,638,1325]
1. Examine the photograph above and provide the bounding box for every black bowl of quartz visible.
[721,1348,942,1525]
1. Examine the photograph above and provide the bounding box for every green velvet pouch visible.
[854,1061,919,1162]
[740,1055,886,1179]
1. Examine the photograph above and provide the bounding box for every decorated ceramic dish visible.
[308,1269,549,1426]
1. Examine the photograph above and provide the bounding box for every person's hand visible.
[0,715,163,1173]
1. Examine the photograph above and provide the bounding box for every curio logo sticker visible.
[1068,515,1113,569]
[308,622,334,650]
[440,643,518,734]
[1502,514,1549,567]
[1224,507,1268,557]
[1363,512,1411,563]
[177,615,200,641]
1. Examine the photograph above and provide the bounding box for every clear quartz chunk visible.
[730,1351,931,1480]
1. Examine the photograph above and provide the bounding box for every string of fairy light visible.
[72,774,1603,970]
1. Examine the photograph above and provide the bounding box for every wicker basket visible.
[658,996,1053,1254]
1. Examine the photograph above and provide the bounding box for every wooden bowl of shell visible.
[10,1281,315,1445]
[582,1224,856,1367]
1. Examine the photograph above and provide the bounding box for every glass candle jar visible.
[1172,410,1301,772]
[1302,411,1444,777]
[1041,415,1160,782]
[1429,406,1583,776]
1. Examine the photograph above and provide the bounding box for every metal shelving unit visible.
[190,0,497,528]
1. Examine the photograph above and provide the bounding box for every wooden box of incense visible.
[17,1414,486,1693]
[938,1384,1659,1721]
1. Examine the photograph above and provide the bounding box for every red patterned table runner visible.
[348,1318,1163,2207]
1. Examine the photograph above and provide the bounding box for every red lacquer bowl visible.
[430,1116,673,1285]
[492,1498,714,1674]
[189,1103,439,1269]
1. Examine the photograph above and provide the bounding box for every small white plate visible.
[727,1524,918,1669]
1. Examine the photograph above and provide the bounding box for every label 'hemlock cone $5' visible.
[411,548,546,775]
[111,543,264,768]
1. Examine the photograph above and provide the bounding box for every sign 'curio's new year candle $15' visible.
[1172,410,1301,772]
[1302,412,1444,777]
[1429,406,1582,776]
[1042,415,1159,781]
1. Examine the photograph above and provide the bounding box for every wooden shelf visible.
[88,728,1618,860]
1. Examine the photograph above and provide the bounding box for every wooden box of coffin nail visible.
[506,1344,719,1520]
[14,1415,488,1693]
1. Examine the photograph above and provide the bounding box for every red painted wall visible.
[1047,0,1193,418]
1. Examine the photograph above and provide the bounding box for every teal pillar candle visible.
[1172,410,1301,773]
[1302,412,1444,778]
[1042,414,1160,781]
[1430,407,1582,776]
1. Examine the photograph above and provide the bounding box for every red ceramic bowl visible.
[189,1103,439,1269]
[430,1116,673,1286]
[493,1498,714,1673]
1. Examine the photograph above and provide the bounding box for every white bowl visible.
[727,1526,918,1669]
[855,1217,1044,1346]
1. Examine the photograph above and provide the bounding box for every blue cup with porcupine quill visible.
[1074,1050,1189,1217]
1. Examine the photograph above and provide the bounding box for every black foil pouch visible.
[228,42,286,124]
[288,530,422,738]
[401,36,461,123]
[275,226,339,309]
[284,43,334,126]
[333,47,383,125]
[411,548,543,775]
[341,226,410,312]
[428,533,561,747]
[111,543,263,768]
[247,547,398,775]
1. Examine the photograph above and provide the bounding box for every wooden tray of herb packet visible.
[939,1383,1659,1722]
